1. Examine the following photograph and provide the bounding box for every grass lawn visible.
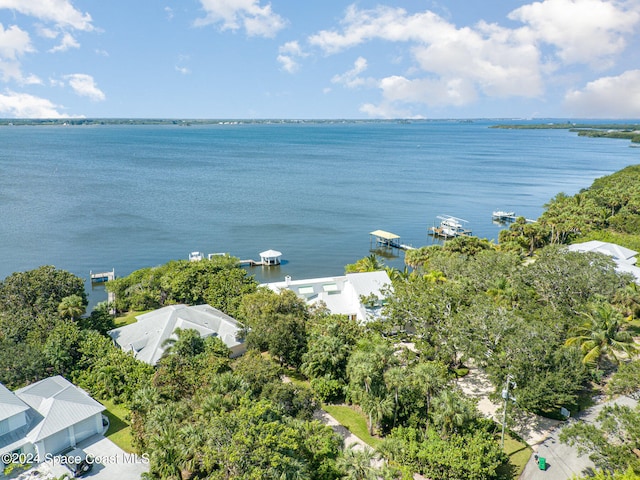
[114,310,151,327]
[628,317,640,336]
[497,432,532,479]
[101,399,136,453]
[321,404,383,449]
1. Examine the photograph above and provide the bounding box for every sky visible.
[0,0,640,119]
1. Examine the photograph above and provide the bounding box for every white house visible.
[261,270,393,323]
[0,376,104,470]
[108,304,247,365]
[567,240,640,283]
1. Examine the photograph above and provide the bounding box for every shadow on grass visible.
[496,461,518,480]
[104,409,129,436]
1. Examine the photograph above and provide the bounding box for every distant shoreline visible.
[492,122,640,144]
[1,118,639,128]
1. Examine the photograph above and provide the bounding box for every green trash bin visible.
[538,456,546,470]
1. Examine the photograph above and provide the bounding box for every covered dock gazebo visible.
[369,230,401,248]
[260,249,282,266]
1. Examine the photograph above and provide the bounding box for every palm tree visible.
[57,294,85,320]
[178,424,205,479]
[565,303,638,367]
[149,426,182,479]
[423,269,447,284]
[336,444,379,480]
[385,266,412,283]
[346,254,384,273]
[486,276,516,308]
[410,361,450,433]
[361,393,394,436]
[430,389,476,437]
[383,367,406,428]
[613,282,640,320]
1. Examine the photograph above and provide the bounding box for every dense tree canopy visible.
[106,256,257,316]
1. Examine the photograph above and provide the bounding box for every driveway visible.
[13,435,149,480]
[520,395,637,480]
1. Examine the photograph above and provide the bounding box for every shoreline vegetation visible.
[492,122,640,144]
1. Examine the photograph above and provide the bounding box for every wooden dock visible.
[90,269,116,312]
[90,269,115,283]
[239,259,265,266]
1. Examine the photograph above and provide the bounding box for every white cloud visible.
[0,90,68,117]
[175,66,191,75]
[0,0,94,31]
[564,70,640,117]
[277,54,298,73]
[64,73,105,101]
[308,6,453,54]
[307,5,544,111]
[49,32,80,53]
[509,0,640,67]
[0,61,42,84]
[380,75,477,106]
[0,23,33,60]
[165,7,174,21]
[411,21,544,98]
[331,56,369,88]
[359,100,422,119]
[277,41,307,73]
[195,0,286,37]
[301,2,640,116]
[0,24,38,84]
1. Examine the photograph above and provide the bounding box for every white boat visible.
[429,215,471,238]
[189,251,204,261]
[492,211,516,221]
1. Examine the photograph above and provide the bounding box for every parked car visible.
[62,448,93,478]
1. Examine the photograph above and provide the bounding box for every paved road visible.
[520,395,637,480]
[12,435,149,480]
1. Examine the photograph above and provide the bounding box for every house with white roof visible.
[261,270,393,324]
[0,376,104,470]
[108,304,246,365]
[567,240,640,283]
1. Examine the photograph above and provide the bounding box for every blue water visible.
[0,120,637,307]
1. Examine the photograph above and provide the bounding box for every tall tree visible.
[57,294,86,321]
[565,303,638,367]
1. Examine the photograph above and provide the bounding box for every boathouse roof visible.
[260,249,282,258]
[369,230,400,240]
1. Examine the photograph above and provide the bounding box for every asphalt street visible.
[520,395,637,480]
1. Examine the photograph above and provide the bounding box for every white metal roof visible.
[567,241,640,283]
[567,240,637,264]
[0,383,30,422]
[108,304,245,365]
[260,249,282,258]
[261,270,392,323]
[14,376,104,443]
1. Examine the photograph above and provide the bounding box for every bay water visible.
[0,120,637,308]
